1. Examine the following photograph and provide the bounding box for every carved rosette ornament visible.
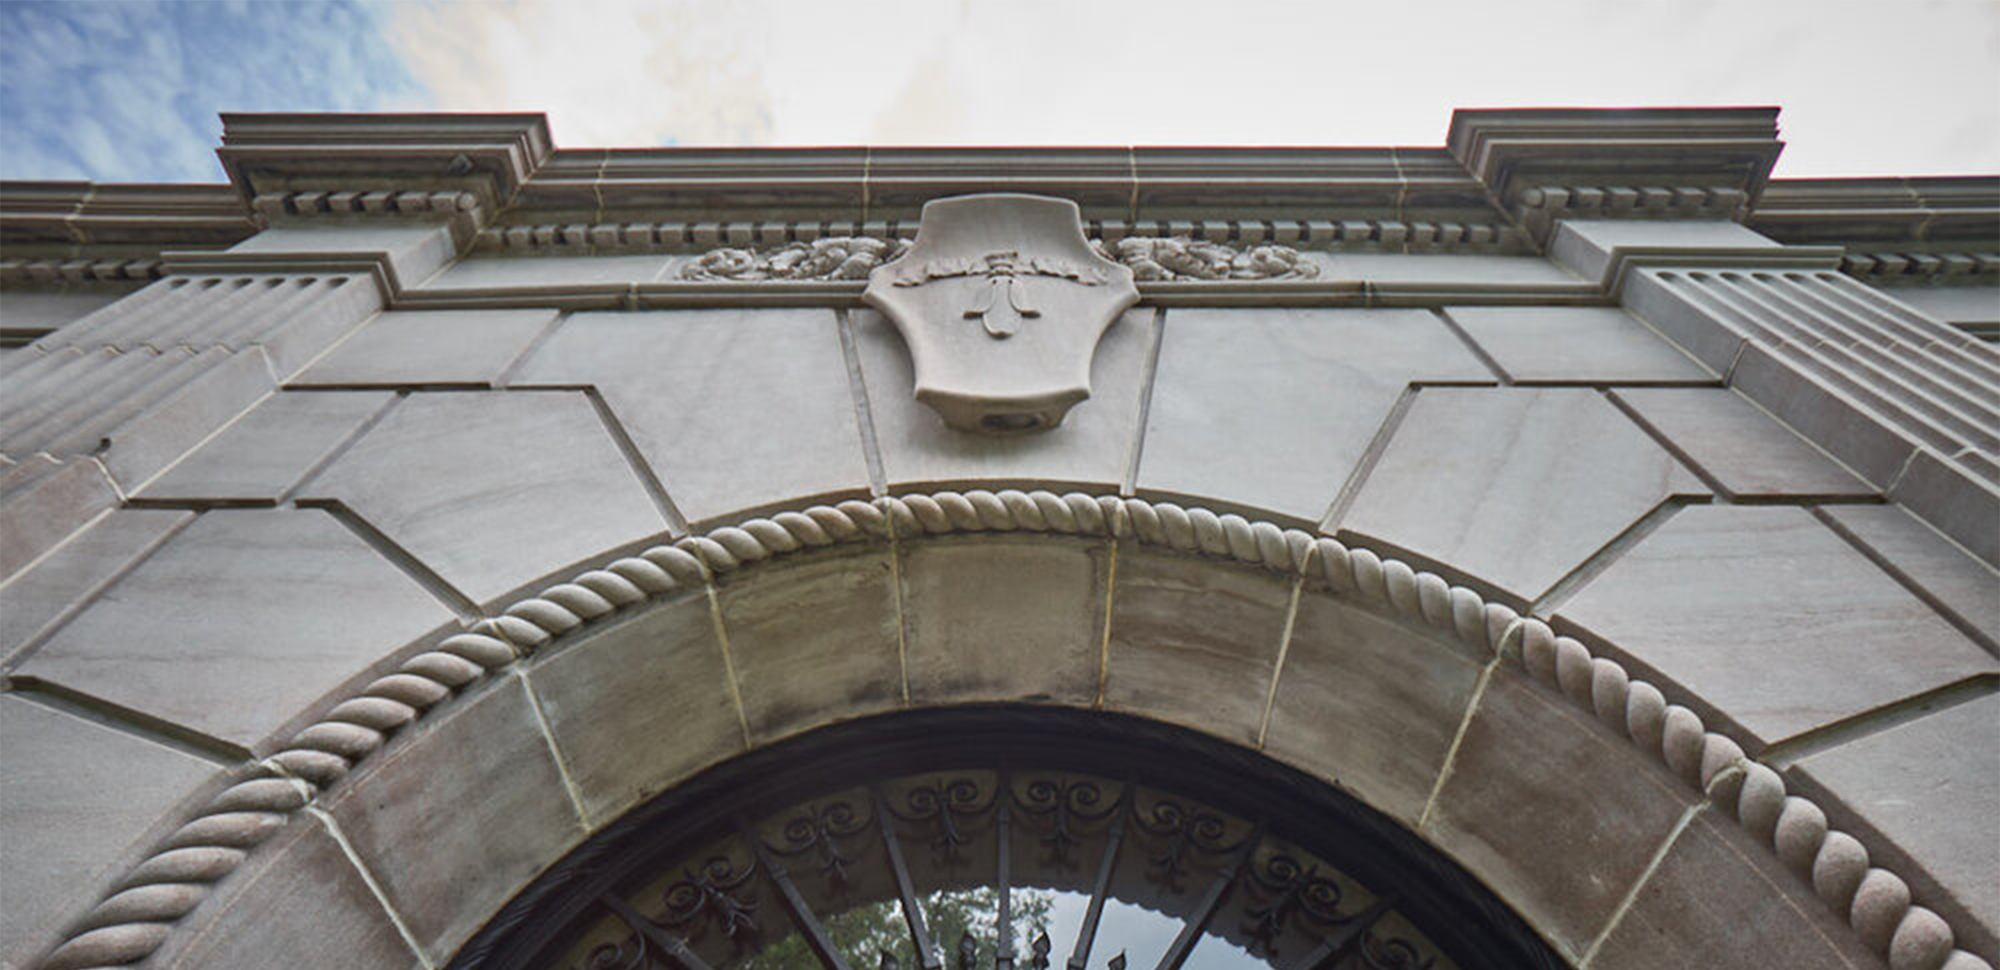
[863,194,1139,434]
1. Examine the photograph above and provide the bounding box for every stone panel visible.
[529,593,742,827]
[1610,387,1876,499]
[1557,505,1996,748]
[101,345,279,492]
[19,508,456,749]
[1818,504,1999,650]
[1443,305,1715,383]
[301,390,669,606]
[0,457,120,580]
[1420,670,1697,962]
[0,695,221,965]
[1787,694,2000,957]
[1263,592,1484,825]
[511,309,871,527]
[715,548,903,744]
[147,813,421,970]
[291,309,557,387]
[0,508,190,663]
[136,390,391,503]
[1103,547,1293,745]
[852,307,1149,491]
[1137,308,1492,523]
[899,536,1107,707]
[420,254,674,292]
[1587,812,1880,970]
[1340,387,1706,601]
[323,675,586,965]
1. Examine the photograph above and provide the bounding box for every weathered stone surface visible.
[19,508,456,749]
[1340,387,1706,601]
[1420,670,1698,961]
[899,537,1107,706]
[1788,694,2000,957]
[1549,219,1781,285]
[301,391,669,606]
[228,225,454,290]
[511,309,871,527]
[1818,504,1999,650]
[147,813,421,970]
[852,307,1149,490]
[1137,308,1492,522]
[1610,387,1876,499]
[0,508,190,662]
[0,695,221,966]
[1587,812,1881,970]
[0,457,120,581]
[137,390,390,503]
[1103,547,1293,745]
[1444,306,1715,383]
[715,548,902,743]
[1891,447,2000,567]
[1322,252,1584,286]
[420,254,674,292]
[1558,506,1997,748]
[1263,592,1484,825]
[100,345,279,491]
[529,593,742,827]
[323,675,586,964]
[1730,340,1915,488]
[292,309,556,387]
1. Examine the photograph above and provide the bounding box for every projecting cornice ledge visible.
[1449,107,1786,244]
[216,113,555,216]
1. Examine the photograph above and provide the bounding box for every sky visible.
[1,0,1996,184]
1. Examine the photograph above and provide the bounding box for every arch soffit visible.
[36,489,1979,970]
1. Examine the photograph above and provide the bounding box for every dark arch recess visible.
[450,706,1568,970]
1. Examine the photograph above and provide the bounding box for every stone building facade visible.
[0,108,1995,970]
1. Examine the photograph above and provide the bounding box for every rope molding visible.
[38,489,1988,970]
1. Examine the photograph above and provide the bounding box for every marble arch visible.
[2,109,1995,970]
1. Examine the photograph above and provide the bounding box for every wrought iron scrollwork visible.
[660,855,760,946]
[1133,797,1236,892]
[1241,854,1352,955]
[1013,777,1115,867]
[767,797,872,888]
[890,777,990,863]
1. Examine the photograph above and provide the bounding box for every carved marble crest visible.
[862,194,1139,434]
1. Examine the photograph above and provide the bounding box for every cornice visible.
[0,182,255,249]
[1447,107,1785,244]
[216,112,554,212]
[34,490,1987,970]
[1750,176,2000,246]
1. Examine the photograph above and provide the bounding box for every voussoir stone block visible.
[898,536,1108,707]
[714,547,903,744]
[1586,811,1882,970]
[146,812,421,970]
[852,307,1149,491]
[511,309,872,528]
[1263,592,1486,825]
[0,695,222,968]
[322,674,587,964]
[1443,305,1715,383]
[0,508,190,663]
[136,390,391,503]
[301,390,670,607]
[1609,387,1876,500]
[1339,386,1706,601]
[1557,505,1997,749]
[1788,693,2000,958]
[1818,504,1999,650]
[1137,307,1493,523]
[18,508,457,749]
[291,308,557,387]
[528,591,743,827]
[1103,547,1294,746]
[1420,669,1698,961]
